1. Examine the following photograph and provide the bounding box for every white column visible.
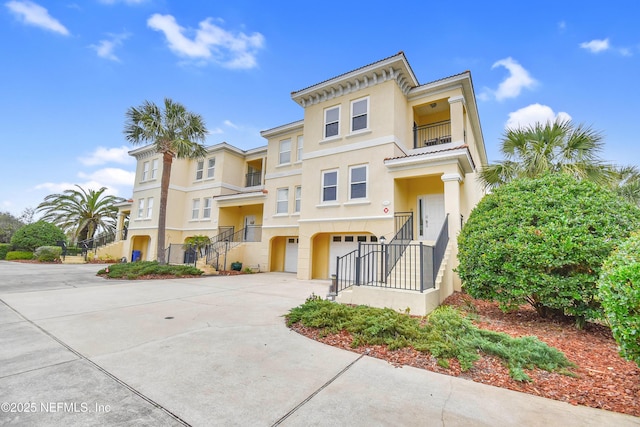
[442,172,463,291]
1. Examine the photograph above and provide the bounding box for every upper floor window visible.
[203,197,212,219]
[146,197,154,218]
[142,162,150,181]
[137,199,145,218]
[207,158,215,179]
[195,160,204,180]
[322,170,338,202]
[297,136,303,162]
[349,165,368,199]
[276,188,289,214]
[351,97,368,132]
[151,159,158,179]
[191,199,200,220]
[279,139,291,165]
[324,106,340,138]
[294,186,301,213]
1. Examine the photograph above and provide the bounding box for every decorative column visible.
[448,95,466,144]
[442,172,463,291]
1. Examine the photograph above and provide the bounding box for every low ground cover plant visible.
[97,261,203,279]
[286,297,575,382]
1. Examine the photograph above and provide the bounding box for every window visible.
[142,162,149,181]
[294,186,301,213]
[207,158,215,179]
[297,136,303,161]
[203,197,212,219]
[137,199,144,218]
[279,139,291,165]
[151,159,158,179]
[351,98,368,132]
[195,160,204,180]
[324,106,340,138]
[191,199,200,220]
[357,236,367,242]
[146,198,153,218]
[349,165,367,199]
[276,188,289,214]
[322,170,338,202]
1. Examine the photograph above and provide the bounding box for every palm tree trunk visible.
[157,151,173,264]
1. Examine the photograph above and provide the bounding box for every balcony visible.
[413,120,452,149]
[246,171,262,187]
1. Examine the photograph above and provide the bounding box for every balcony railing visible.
[246,171,262,187]
[413,121,452,149]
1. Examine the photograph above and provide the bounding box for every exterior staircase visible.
[61,255,86,264]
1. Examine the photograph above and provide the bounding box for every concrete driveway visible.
[0,261,638,426]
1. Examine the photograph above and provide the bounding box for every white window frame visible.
[137,199,145,218]
[202,197,212,219]
[321,169,338,203]
[349,165,368,200]
[276,188,289,214]
[206,158,215,179]
[324,106,340,139]
[151,159,158,179]
[294,186,301,213]
[279,139,291,165]
[350,97,369,133]
[296,136,303,162]
[146,197,154,218]
[142,162,149,181]
[195,160,204,180]
[191,199,200,220]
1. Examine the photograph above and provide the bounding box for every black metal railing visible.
[204,225,262,270]
[387,212,413,276]
[246,171,262,187]
[413,121,452,149]
[334,215,449,293]
[76,228,126,258]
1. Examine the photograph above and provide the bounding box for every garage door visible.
[329,235,376,276]
[284,238,298,273]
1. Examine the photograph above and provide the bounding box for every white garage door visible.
[284,238,298,273]
[329,235,376,276]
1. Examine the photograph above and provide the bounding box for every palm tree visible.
[124,98,208,264]
[37,185,124,242]
[612,165,640,206]
[479,120,613,189]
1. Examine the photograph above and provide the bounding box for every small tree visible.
[0,211,25,243]
[184,235,210,256]
[457,174,640,327]
[10,221,66,252]
[598,232,640,366]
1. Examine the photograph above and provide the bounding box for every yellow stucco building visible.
[106,52,487,315]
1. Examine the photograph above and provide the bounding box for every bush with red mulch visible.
[289,292,640,417]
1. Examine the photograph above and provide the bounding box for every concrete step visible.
[62,255,86,264]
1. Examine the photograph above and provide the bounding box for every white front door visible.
[417,194,445,241]
[244,215,256,241]
[284,238,298,273]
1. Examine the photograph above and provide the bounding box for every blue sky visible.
[2,1,639,217]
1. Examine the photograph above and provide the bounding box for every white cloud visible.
[77,168,136,187]
[34,168,135,198]
[89,32,129,61]
[580,38,610,53]
[558,21,566,31]
[78,146,134,166]
[224,120,239,129]
[6,1,70,35]
[209,128,224,135]
[505,104,572,130]
[489,57,537,101]
[147,14,265,69]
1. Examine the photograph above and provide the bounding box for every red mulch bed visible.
[289,292,640,417]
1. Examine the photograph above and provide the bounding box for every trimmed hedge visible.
[34,246,63,262]
[0,243,10,260]
[6,251,34,260]
[598,232,640,367]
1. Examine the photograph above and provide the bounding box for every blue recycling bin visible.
[132,250,141,262]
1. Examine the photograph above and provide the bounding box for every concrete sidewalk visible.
[0,262,638,426]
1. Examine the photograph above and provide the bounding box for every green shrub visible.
[97,261,203,279]
[598,232,640,367]
[34,246,62,262]
[285,301,575,381]
[0,243,11,260]
[457,174,640,327]
[6,251,34,260]
[10,221,66,252]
